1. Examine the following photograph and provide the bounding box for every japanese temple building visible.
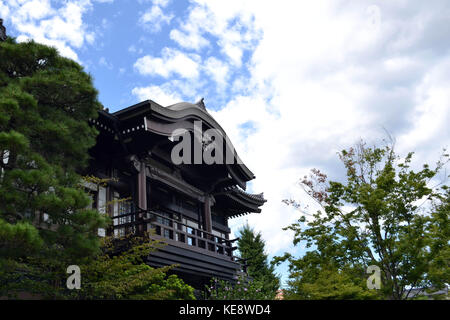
[85,99,266,289]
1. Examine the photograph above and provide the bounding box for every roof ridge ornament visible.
[195,97,206,110]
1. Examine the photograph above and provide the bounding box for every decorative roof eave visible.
[224,193,263,212]
[214,187,265,219]
[227,209,257,219]
[219,186,266,205]
[231,188,266,205]
[89,110,118,135]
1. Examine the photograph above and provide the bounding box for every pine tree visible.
[0,38,108,297]
[237,224,280,298]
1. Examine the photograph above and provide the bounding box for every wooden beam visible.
[204,196,212,233]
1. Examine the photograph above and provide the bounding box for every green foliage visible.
[284,264,380,300]
[0,244,86,299]
[205,275,272,300]
[425,188,450,291]
[0,38,108,297]
[277,140,449,300]
[0,233,196,300]
[237,224,280,298]
[0,218,43,258]
[71,234,196,300]
[0,38,107,258]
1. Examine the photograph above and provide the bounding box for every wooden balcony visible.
[110,208,238,262]
[109,208,243,286]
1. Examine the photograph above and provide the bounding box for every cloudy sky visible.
[1,0,449,286]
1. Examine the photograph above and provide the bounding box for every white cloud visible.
[221,43,243,68]
[132,85,182,106]
[204,57,229,89]
[168,1,261,66]
[396,56,450,162]
[139,3,173,33]
[134,47,201,79]
[132,51,230,101]
[2,0,95,62]
[15,0,54,21]
[85,31,95,44]
[169,28,209,51]
[0,2,10,17]
[152,0,170,7]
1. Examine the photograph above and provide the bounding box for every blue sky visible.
[1,0,450,287]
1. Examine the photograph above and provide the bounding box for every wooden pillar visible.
[137,161,147,235]
[138,161,147,210]
[204,195,212,233]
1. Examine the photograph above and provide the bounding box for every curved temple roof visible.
[94,99,266,216]
[127,99,255,189]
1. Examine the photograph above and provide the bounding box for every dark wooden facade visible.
[85,99,266,289]
[0,19,6,42]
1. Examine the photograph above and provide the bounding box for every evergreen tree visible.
[237,224,280,298]
[0,38,108,297]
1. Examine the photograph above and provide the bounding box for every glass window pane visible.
[164,229,171,239]
[98,228,105,237]
[98,186,107,214]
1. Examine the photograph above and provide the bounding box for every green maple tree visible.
[276,140,449,300]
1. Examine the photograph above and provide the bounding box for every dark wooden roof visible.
[103,100,256,188]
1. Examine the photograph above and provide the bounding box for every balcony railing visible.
[110,208,238,262]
